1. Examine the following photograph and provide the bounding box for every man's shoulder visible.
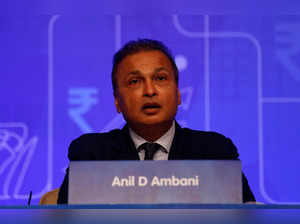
[180,126,228,142]
[73,128,124,143]
[177,126,239,159]
[67,128,126,160]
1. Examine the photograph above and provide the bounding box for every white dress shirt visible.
[129,121,175,160]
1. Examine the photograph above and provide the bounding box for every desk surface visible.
[1,204,300,209]
[1,204,300,224]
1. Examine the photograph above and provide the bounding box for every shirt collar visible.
[129,121,175,153]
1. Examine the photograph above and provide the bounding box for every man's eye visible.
[156,75,167,81]
[129,79,139,85]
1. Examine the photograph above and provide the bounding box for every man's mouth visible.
[142,103,161,113]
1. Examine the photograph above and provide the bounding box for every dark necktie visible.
[138,142,161,160]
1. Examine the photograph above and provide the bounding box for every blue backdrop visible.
[1,2,300,205]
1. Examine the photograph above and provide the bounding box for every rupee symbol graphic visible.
[68,87,99,133]
[276,22,300,82]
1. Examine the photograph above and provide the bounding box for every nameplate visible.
[69,160,242,204]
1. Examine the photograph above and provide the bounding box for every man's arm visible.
[57,168,69,204]
[225,137,256,202]
[242,173,256,202]
[57,134,93,204]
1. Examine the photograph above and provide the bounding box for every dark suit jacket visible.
[58,122,255,203]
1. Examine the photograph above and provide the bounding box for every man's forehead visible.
[123,49,171,62]
[118,50,173,71]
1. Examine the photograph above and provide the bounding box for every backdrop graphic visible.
[0,14,299,205]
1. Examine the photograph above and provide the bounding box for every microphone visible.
[27,191,32,205]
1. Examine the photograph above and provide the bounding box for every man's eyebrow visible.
[127,67,170,76]
[127,71,141,76]
[155,67,169,73]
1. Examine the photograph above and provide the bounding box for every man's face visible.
[114,50,181,128]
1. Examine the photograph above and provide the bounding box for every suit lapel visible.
[117,124,140,160]
[168,121,184,160]
[117,122,183,160]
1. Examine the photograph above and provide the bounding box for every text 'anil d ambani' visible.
[112,176,200,187]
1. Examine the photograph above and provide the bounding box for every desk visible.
[1,204,300,224]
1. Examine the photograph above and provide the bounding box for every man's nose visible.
[143,80,157,97]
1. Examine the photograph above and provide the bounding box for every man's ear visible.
[177,88,181,105]
[114,94,121,113]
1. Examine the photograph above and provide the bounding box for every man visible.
[58,39,255,203]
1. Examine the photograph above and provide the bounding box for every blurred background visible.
[0,1,300,205]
